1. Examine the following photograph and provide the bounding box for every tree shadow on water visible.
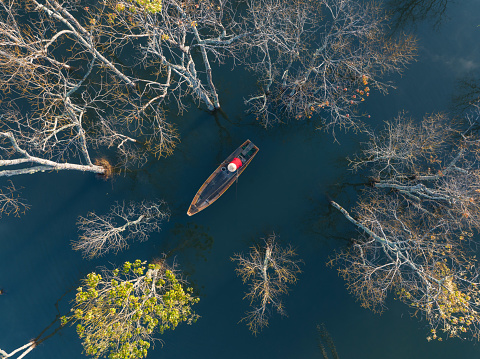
[386,0,451,34]
[155,222,214,295]
[302,180,367,249]
[317,323,340,359]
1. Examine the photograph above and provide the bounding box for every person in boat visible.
[227,157,243,172]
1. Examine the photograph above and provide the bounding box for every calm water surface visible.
[2,1,480,358]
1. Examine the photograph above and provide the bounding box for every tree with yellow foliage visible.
[1,259,198,359]
[65,259,199,359]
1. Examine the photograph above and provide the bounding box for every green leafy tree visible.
[64,259,199,359]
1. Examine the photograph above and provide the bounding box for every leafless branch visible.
[0,181,30,217]
[242,0,417,132]
[0,0,179,198]
[74,200,170,259]
[329,112,480,340]
[232,233,302,334]
[99,0,249,111]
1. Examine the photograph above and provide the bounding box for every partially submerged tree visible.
[232,234,302,334]
[73,200,170,259]
[349,112,480,233]
[0,293,68,359]
[330,112,480,340]
[66,259,199,359]
[91,0,416,129]
[242,0,416,131]
[0,0,178,180]
[98,0,247,112]
[1,258,198,359]
[1,0,416,170]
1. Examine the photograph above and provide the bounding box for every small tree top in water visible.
[125,0,163,13]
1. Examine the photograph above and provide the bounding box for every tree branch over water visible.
[242,0,416,131]
[0,181,29,217]
[0,0,178,199]
[0,289,70,359]
[74,200,170,259]
[330,112,480,340]
[98,0,247,111]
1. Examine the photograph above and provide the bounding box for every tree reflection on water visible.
[386,0,450,31]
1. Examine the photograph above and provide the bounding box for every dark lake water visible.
[2,1,480,358]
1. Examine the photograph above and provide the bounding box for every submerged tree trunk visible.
[0,342,36,359]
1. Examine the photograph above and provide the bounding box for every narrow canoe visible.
[187,140,259,216]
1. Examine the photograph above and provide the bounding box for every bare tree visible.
[92,0,416,128]
[330,112,480,340]
[231,234,302,334]
[0,0,179,181]
[349,112,480,233]
[3,0,416,138]
[242,0,416,131]
[97,0,249,112]
[73,200,170,259]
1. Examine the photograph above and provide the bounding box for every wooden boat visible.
[187,140,259,216]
